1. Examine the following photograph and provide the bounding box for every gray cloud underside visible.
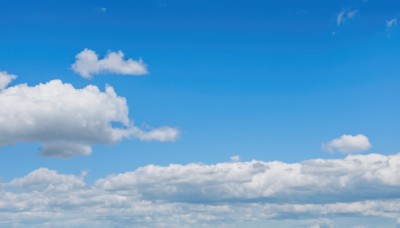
[1,153,400,227]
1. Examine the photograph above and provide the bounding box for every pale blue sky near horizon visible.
[0,0,399,182]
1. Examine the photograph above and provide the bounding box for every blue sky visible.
[0,0,399,227]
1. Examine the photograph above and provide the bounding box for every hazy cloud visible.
[322,134,371,153]
[0,79,179,158]
[71,49,148,78]
[230,155,240,162]
[386,18,398,28]
[337,9,358,26]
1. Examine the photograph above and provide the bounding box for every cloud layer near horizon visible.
[1,153,400,227]
[71,49,148,78]
[0,79,179,158]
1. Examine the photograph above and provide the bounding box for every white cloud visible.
[8,168,86,192]
[95,152,400,203]
[337,9,358,26]
[0,71,17,90]
[0,79,179,158]
[71,49,148,79]
[322,134,371,153]
[1,153,400,226]
[230,155,240,162]
[386,18,398,28]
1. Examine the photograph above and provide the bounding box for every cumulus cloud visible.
[71,49,148,78]
[0,71,17,90]
[386,18,398,28]
[322,134,371,153]
[8,168,86,192]
[96,153,400,203]
[0,153,400,226]
[0,79,179,158]
[337,8,358,26]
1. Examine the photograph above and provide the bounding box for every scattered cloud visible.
[337,8,358,26]
[100,7,107,13]
[71,49,148,79]
[0,71,17,91]
[1,153,400,226]
[386,18,398,28]
[0,79,179,158]
[322,134,371,154]
[230,155,240,162]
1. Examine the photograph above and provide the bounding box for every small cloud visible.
[337,8,358,26]
[230,155,240,162]
[71,49,148,79]
[322,134,371,154]
[100,7,107,12]
[0,71,17,90]
[386,18,398,28]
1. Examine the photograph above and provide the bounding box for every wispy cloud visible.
[322,134,371,153]
[230,155,240,162]
[386,18,398,28]
[0,79,179,158]
[337,8,358,26]
[71,49,148,79]
[1,153,400,226]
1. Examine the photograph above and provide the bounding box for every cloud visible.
[230,155,240,162]
[386,18,398,28]
[0,79,179,158]
[0,153,400,226]
[337,9,358,26]
[71,49,148,79]
[8,168,86,192]
[0,71,17,91]
[95,153,400,203]
[322,134,371,153]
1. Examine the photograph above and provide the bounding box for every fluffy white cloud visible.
[0,71,17,90]
[0,79,179,158]
[96,152,400,203]
[337,9,357,26]
[386,18,398,28]
[322,134,371,153]
[71,49,148,78]
[0,153,400,227]
[8,168,86,192]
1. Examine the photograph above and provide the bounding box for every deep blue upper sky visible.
[0,0,399,182]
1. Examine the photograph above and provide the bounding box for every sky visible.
[0,0,399,227]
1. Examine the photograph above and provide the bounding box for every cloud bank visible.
[322,134,371,154]
[0,79,179,158]
[1,153,400,227]
[71,49,148,78]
